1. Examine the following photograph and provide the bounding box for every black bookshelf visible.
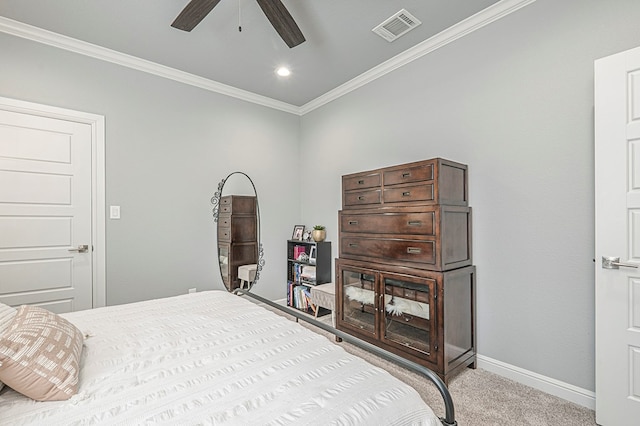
[286,240,331,315]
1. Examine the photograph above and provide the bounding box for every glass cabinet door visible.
[339,267,377,338]
[380,273,436,361]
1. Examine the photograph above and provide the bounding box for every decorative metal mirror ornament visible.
[211,171,264,291]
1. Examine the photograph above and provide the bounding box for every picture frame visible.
[291,225,305,241]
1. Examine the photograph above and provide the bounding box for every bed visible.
[0,290,456,425]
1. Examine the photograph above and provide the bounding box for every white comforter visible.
[0,291,440,425]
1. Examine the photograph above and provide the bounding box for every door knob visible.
[601,256,638,269]
[68,245,89,253]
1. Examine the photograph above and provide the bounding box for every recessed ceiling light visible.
[276,67,291,77]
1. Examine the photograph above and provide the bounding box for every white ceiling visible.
[0,0,506,108]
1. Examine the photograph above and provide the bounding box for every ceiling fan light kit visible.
[172,0,305,48]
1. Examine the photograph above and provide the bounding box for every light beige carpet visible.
[335,342,596,426]
[272,305,596,425]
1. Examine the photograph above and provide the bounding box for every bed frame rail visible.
[234,289,457,426]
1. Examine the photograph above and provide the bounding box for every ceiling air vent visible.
[372,9,422,42]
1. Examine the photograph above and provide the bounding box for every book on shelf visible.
[291,263,303,283]
[293,245,306,260]
[286,281,316,311]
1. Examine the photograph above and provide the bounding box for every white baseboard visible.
[477,354,595,410]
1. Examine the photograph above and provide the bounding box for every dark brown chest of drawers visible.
[339,205,471,272]
[342,158,468,209]
[336,158,476,384]
[217,195,257,291]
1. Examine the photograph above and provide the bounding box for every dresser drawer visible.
[344,189,382,207]
[217,215,256,242]
[383,183,434,204]
[341,236,436,266]
[218,215,231,228]
[339,206,471,271]
[342,158,468,209]
[340,211,435,235]
[218,226,232,242]
[343,173,381,191]
[383,163,433,186]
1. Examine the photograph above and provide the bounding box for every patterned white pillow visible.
[0,305,83,401]
[0,302,17,392]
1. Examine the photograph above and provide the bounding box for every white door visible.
[595,45,640,424]
[0,108,93,313]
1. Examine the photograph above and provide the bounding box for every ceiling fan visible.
[171,0,306,48]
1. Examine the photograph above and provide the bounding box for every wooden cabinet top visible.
[342,158,468,209]
[220,195,257,215]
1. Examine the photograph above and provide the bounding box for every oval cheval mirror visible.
[211,172,264,292]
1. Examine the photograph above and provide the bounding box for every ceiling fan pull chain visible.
[238,0,242,32]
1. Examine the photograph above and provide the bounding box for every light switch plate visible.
[110,205,121,219]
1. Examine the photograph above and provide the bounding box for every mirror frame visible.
[211,171,264,290]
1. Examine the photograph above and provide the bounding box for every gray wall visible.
[0,32,301,304]
[299,0,640,392]
[3,0,640,396]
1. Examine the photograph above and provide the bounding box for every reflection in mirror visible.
[211,172,264,292]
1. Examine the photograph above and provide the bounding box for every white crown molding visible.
[0,0,536,116]
[0,16,299,115]
[477,354,596,410]
[299,0,537,115]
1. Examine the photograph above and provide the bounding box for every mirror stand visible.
[211,172,264,291]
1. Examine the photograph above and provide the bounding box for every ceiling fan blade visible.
[171,0,222,32]
[255,0,305,48]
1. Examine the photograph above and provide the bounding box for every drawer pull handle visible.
[348,220,359,225]
[407,221,422,226]
[358,179,365,185]
[407,247,421,254]
[402,172,411,178]
[358,196,365,201]
[349,243,359,248]
[402,191,411,197]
